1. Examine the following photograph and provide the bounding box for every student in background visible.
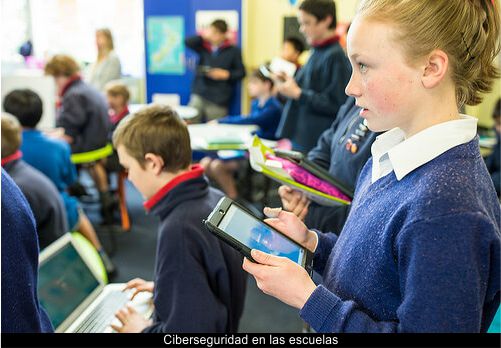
[111,104,247,333]
[278,97,377,233]
[3,89,116,278]
[201,68,282,199]
[105,81,130,173]
[86,28,122,92]
[243,0,500,332]
[485,98,500,196]
[186,19,246,123]
[44,54,116,225]
[1,170,54,333]
[276,37,306,105]
[281,36,305,71]
[106,81,130,134]
[1,114,67,249]
[275,0,351,153]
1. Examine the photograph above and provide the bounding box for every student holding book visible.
[243,0,501,332]
[275,0,351,152]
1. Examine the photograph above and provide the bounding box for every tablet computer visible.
[204,197,313,275]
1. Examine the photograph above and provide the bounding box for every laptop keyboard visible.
[74,290,130,333]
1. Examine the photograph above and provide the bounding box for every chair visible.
[117,170,130,231]
[70,144,114,165]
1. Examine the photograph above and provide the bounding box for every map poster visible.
[146,16,185,75]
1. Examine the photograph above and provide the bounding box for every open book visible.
[249,136,352,207]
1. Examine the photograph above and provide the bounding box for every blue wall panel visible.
[143,0,243,114]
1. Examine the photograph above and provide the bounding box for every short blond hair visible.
[1,113,22,157]
[357,0,500,107]
[105,81,130,103]
[112,104,191,172]
[44,54,80,77]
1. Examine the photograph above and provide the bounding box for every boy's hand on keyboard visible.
[123,278,154,300]
[111,305,152,333]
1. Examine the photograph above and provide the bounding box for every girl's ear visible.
[421,49,449,89]
[144,153,164,175]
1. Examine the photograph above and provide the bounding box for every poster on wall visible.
[146,16,185,75]
[195,10,239,45]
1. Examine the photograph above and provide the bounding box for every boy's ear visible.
[421,49,449,89]
[144,153,164,175]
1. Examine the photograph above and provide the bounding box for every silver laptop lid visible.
[38,233,104,332]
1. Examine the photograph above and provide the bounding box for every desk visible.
[128,104,199,120]
[188,124,273,151]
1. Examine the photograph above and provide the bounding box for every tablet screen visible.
[218,204,305,265]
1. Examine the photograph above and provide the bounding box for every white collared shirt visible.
[371,115,478,183]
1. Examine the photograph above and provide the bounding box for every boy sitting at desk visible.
[111,104,247,333]
[201,68,282,199]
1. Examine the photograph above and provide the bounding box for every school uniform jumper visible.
[21,129,80,229]
[141,165,247,333]
[1,170,54,333]
[218,97,283,140]
[185,36,245,108]
[300,117,501,332]
[305,97,377,233]
[57,77,109,153]
[3,154,68,249]
[276,36,351,152]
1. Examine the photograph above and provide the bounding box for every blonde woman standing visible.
[87,28,122,92]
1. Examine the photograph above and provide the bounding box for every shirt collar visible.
[371,114,478,183]
[311,34,339,48]
[143,164,205,212]
[59,74,81,97]
[1,150,22,167]
[109,107,129,125]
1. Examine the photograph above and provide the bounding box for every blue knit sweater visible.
[1,170,53,332]
[300,138,501,332]
[218,97,282,140]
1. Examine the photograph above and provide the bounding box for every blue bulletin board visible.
[143,0,243,114]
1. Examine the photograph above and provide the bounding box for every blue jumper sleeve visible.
[300,213,500,332]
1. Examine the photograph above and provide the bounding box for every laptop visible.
[38,233,153,333]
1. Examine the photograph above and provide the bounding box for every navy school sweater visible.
[185,36,246,107]
[276,39,351,152]
[1,170,54,332]
[300,139,501,332]
[56,78,110,153]
[3,157,67,249]
[218,97,283,140]
[305,97,377,233]
[141,165,247,333]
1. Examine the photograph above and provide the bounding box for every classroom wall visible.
[242,0,500,127]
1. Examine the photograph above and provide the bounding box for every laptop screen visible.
[38,241,100,329]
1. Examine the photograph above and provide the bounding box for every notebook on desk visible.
[38,234,153,333]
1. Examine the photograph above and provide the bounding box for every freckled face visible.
[345,16,423,133]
